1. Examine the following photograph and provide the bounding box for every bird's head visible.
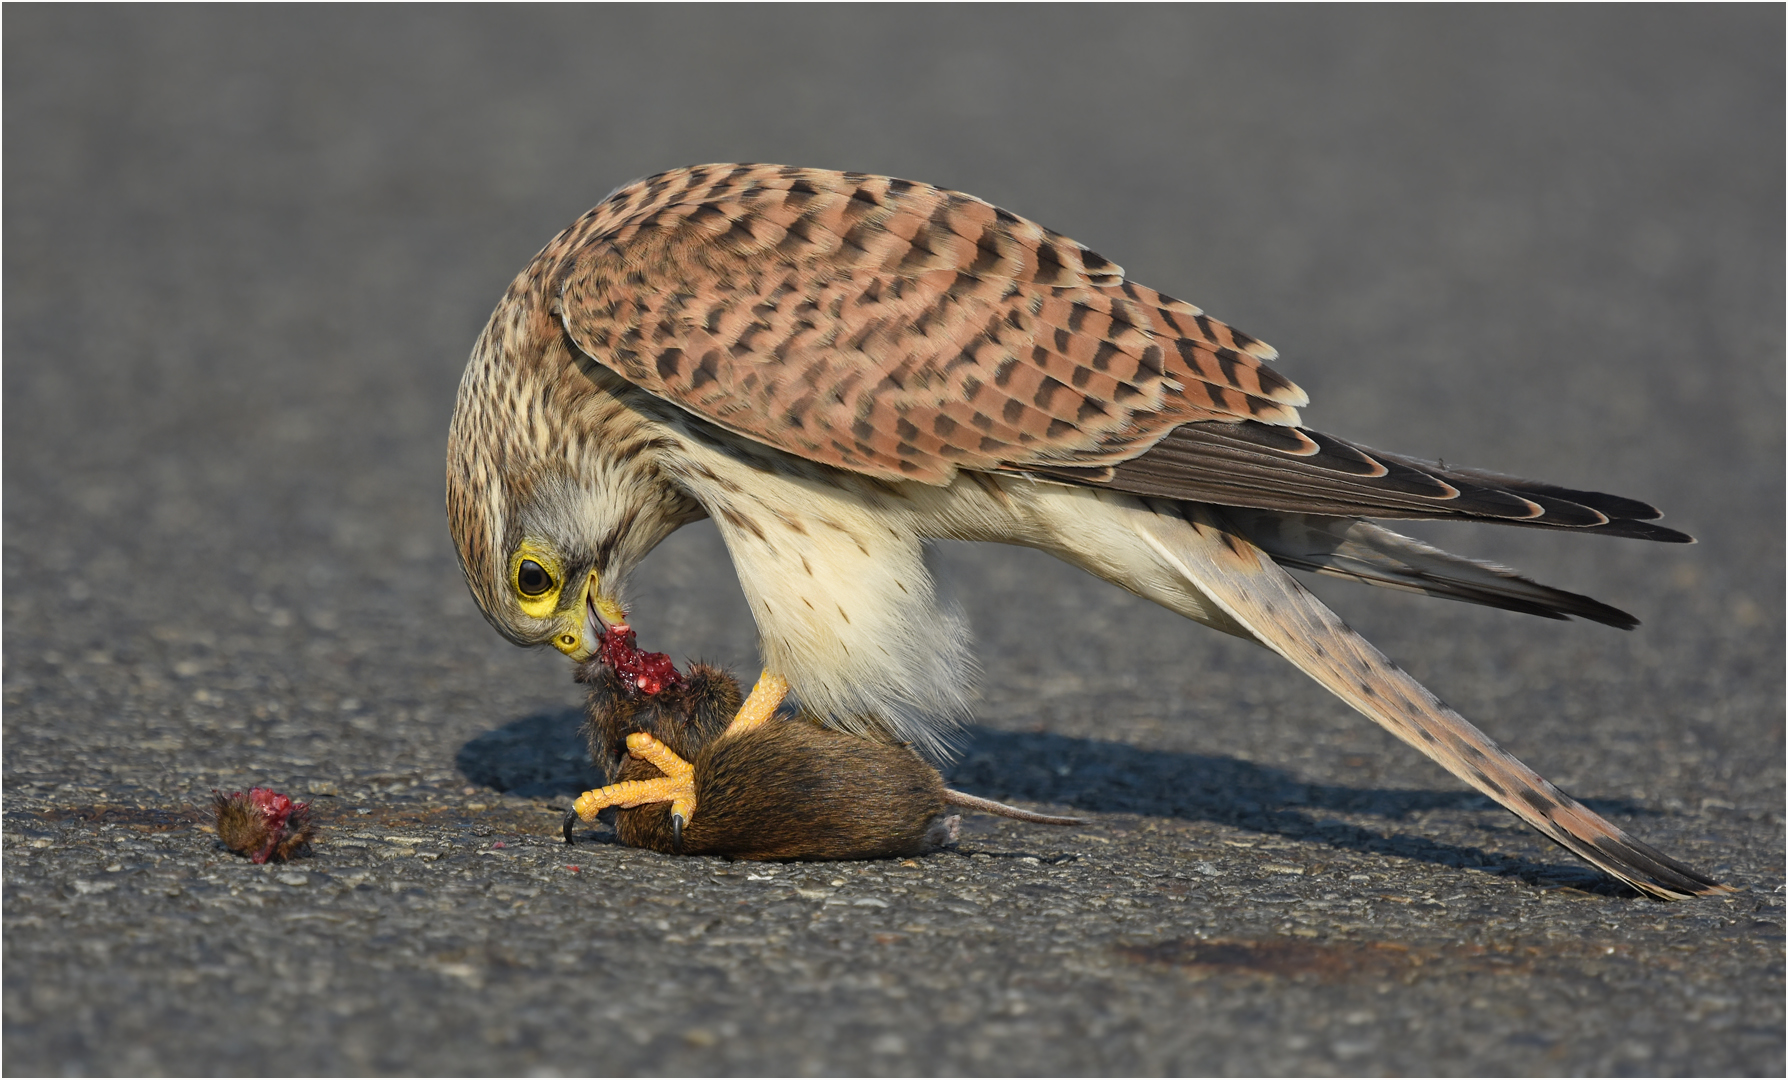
[446,309,702,662]
[448,428,705,661]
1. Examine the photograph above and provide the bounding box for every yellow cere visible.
[554,577,627,656]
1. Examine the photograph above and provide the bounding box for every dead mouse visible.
[566,631,1077,860]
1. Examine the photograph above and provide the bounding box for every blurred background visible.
[5,7,1780,1075]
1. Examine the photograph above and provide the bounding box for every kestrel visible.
[448,164,1725,899]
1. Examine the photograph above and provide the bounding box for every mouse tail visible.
[942,789,1083,825]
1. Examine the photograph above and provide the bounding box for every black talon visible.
[563,809,579,845]
[671,812,685,853]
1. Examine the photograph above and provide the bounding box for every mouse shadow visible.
[455,711,1660,891]
[456,708,607,800]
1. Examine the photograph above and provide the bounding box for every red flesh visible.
[235,787,308,864]
[596,624,683,695]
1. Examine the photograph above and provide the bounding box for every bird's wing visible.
[550,164,1685,540]
[1031,421,1692,540]
[550,164,1305,484]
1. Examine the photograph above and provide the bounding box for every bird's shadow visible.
[455,709,1659,890]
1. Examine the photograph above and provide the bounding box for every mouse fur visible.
[574,659,1072,860]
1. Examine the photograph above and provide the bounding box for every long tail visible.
[943,789,1083,825]
[1225,508,1640,628]
[1130,501,1728,900]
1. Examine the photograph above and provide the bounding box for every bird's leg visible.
[722,670,790,737]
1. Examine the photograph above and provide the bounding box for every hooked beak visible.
[552,572,624,661]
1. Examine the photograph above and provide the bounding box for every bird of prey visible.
[448,163,1725,899]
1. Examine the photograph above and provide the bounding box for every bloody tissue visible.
[213,787,316,864]
[596,625,683,694]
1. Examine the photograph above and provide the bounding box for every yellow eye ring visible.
[509,543,564,619]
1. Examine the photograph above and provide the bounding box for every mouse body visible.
[574,657,1072,860]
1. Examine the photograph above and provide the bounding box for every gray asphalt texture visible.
[4,8,1782,1077]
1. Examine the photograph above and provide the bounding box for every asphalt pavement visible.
[4,7,1782,1076]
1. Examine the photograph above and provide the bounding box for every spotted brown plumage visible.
[552,164,1301,484]
[447,164,1723,899]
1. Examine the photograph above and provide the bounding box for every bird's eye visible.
[516,559,554,596]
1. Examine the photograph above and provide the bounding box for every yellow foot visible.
[568,671,787,846]
[571,732,697,832]
[724,670,790,737]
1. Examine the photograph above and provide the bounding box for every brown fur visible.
[212,789,315,864]
[575,660,1071,860]
[577,661,743,782]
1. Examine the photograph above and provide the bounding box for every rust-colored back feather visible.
[546,164,1304,484]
